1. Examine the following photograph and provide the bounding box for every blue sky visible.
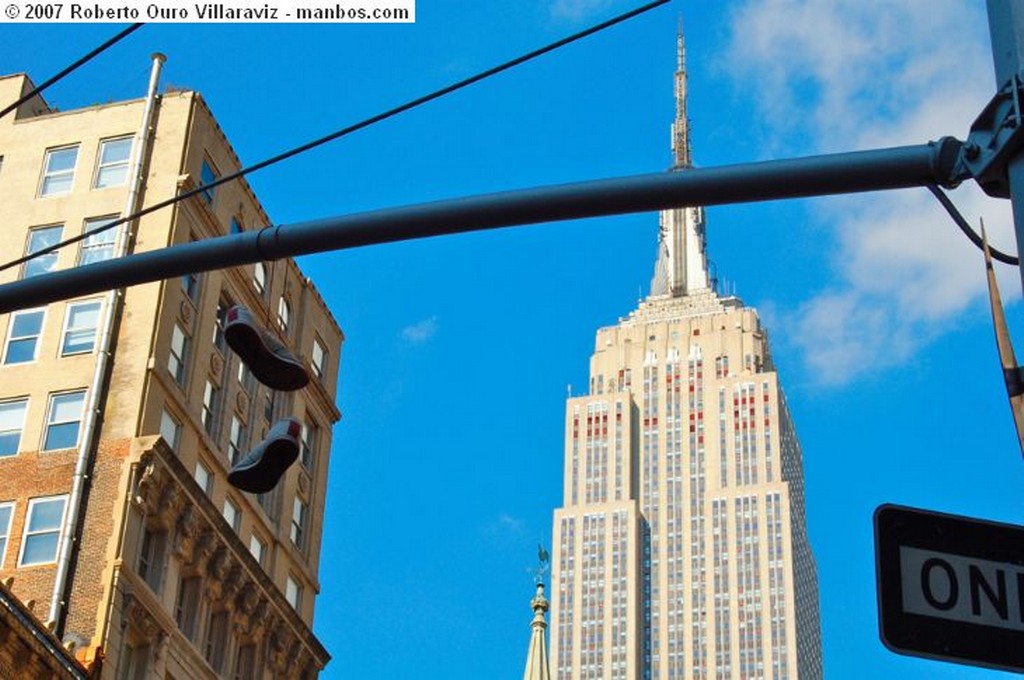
[2,1,1022,677]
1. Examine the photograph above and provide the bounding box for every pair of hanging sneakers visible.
[222,305,309,494]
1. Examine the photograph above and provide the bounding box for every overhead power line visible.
[0,23,144,121]
[0,0,668,275]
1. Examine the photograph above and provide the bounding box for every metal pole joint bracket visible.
[957,73,1024,197]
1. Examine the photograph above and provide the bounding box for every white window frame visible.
[195,460,212,495]
[285,575,301,610]
[0,501,13,568]
[249,534,265,565]
[61,299,102,356]
[22,224,63,279]
[276,297,290,334]
[0,399,28,458]
[39,144,79,197]
[290,496,307,551]
[228,416,245,465]
[43,390,86,451]
[77,216,118,265]
[18,495,68,566]
[93,136,132,189]
[159,409,181,452]
[253,262,267,296]
[311,337,326,379]
[3,307,46,365]
[223,498,239,531]
[168,324,189,385]
[300,419,317,470]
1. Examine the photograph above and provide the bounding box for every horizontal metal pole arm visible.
[0,138,962,314]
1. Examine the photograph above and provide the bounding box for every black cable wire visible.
[0,24,144,121]
[926,183,1019,265]
[0,0,668,275]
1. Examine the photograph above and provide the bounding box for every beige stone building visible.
[0,55,342,678]
[549,32,823,680]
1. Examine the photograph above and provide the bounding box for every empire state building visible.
[549,28,824,680]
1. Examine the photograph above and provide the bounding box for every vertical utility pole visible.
[987,0,1024,292]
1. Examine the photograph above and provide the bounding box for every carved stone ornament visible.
[179,301,193,331]
[297,471,309,496]
[210,352,223,381]
[236,390,249,413]
[123,593,165,645]
[173,504,202,561]
[189,530,217,571]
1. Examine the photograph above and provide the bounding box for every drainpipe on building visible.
[48,53,166,630]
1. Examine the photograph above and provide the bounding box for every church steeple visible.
[521,582,552,680]
[650,19,711,299]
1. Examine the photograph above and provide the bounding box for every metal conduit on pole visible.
[0,137,961,314]
[986,0,1024,292]
[47,53,165,630]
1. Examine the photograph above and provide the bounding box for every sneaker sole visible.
[225,321,309,391]
[227,438,299,494]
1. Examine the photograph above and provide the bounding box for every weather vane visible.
[532,544,551,585]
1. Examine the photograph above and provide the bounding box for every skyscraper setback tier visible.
[548,27,823,680]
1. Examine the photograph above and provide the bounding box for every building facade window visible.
[238,362,256,393]
[168,324,189,385]
[94,137,132,188]
[39,145,79,196]
[285,576,302,610]
[137,527,167,593]
[228,416,246,465]
[213,297,230,352]
[300,419,317,470]
[3,308,45,364]
[311,337,326,379]
[234,644,257,680]
[0,502,13,567]
[202,380,221,440]
[61,299,102,355]
[223,498,239,531]
[253,262,266,296]
[78,217,117,264]
[23,225,62,278]
[0,399,28,457]
[230,217,243,234]
[43,390,86,450]
[159,409,180,452]
[195,460,213,495]
[204,610,229,673]
[175,576,202,641]
[200,159,218,204]
[119,643,150,680]
[182,271,201,305]
[18,495,67,565]
[276,297,290,335]
[249,534,265,566]
[290,496,307,551]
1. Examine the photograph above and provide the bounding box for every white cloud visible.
[399,316,439,345]
[725,0,1016,384]
[549,0,620,23]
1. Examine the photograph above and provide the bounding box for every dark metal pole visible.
[987,0,1024,292]
[0,139,960,314]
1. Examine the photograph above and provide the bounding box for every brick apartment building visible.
[0,55,342,678]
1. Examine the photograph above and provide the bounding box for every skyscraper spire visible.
[650,19,710,298]
[671,16,690,169]
[521,582,551,680]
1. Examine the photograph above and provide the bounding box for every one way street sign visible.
[875,504,1024,673]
